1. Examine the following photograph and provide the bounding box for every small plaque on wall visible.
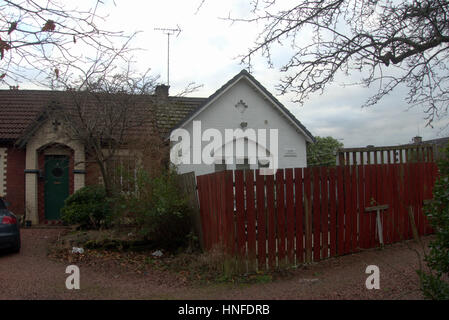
[284,148,297,157]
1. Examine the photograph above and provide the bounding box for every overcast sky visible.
[11,0,449,147]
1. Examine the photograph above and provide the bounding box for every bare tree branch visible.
[0,0,129,86]
[227,0,449,127]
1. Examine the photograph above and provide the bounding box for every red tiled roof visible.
[0,90,55,140]
[0,90,206,142]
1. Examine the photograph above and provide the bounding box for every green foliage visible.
[418,271,449,300]
[124,169,192,251]
[307,136,343,167]
[61,185,114,229]
[420,142,449,300]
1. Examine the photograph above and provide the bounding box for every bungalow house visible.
[0,69,314,225]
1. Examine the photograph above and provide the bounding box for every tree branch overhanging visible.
[227,0,449,127]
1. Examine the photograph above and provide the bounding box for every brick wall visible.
[85,158,102,186]
[6,147,26,216]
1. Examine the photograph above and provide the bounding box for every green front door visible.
[44,155,69,220]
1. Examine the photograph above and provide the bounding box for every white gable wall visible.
[174,77,309,176]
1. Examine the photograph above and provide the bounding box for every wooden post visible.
[365,204,389,246]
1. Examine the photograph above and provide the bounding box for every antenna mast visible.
[154,25,182,87]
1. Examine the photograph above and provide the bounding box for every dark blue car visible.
[0,198,21,253]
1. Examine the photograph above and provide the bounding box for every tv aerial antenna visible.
[154,25,182,87]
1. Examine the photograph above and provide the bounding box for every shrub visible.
[125,169,193,251]
[61,185,113,229]
[419,143,449,299]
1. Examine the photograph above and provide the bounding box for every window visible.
[107,155,139,193]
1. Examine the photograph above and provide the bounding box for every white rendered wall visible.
[174,77,309,177]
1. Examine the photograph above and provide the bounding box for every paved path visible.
[0,228,428,299]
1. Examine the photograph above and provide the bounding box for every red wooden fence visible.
[196,162,438,272]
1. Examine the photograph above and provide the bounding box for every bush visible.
[419,143,449,300]
[125,169,193,251]
[61,185,114,229]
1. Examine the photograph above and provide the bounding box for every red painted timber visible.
[276,169,286,265]
[374,165,383,246]
[337,166,345,255]
[313,167,321,261]
[294,168,304,263]
[245,170,257,268]
[219,172,228,246]
[398,164,406,241]
[403,164,411,240]
[364,165,372,248]
[225,171,236,255]
[285,168,295,264]
[344,166,352,253]
[370,165,378,247]
[212,174,221,246]
[304,168,313,262]
[417,163,425,236]
[385,165,395,244]
[351,165,358,251]
[256,171,267,270]
[266,174,276,269]
[392,164,399,242]
[357,165,365,250]
[385,165,391,244]
[329,167,337,256]
[320,167,329,259]
[412,163,420,237]
[235,170,246,258]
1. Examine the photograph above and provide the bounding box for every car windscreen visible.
[0,199,6,210]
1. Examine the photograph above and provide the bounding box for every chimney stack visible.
[413,136,422,144]
[155,84,169,101]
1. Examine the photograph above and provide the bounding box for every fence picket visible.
[384,165,392,244]
[337,166,345,255]
[391,164,399,242]
[320,167,329,259]
[285,168,295,265]
[304,168,313,263]
[403,164,411,240]
[276,169,286,266]
[329,167,337,257]
[357,165,365,250]
[266,174,276,269]
[256,170,267,270]
[195,162,437,271]
[235,171,246,262]
[245,170,257,271]
[294,168,304,263]
[343,166,352,252]
[351,166,358,251]
[225,171,235,255]
[312,167,321,261]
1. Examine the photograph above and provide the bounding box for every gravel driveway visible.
[0,228,428,299]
